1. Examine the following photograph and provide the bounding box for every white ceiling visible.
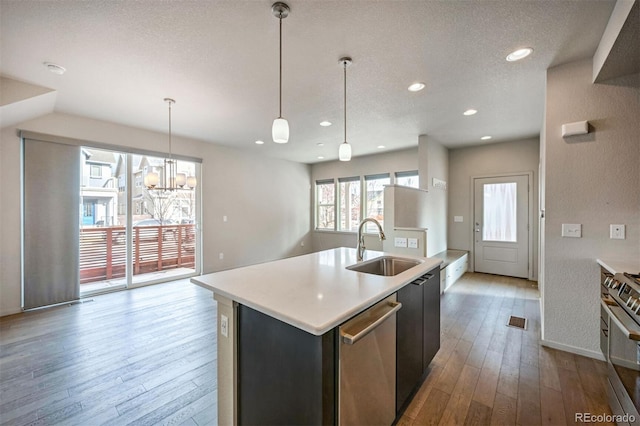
[0,0,616,164]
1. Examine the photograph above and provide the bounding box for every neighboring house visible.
[113,154,196,223]
[80,148,118,226]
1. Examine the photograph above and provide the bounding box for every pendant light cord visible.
[343,62,347,143]
[279,14,283,118]
[168,101,172,159]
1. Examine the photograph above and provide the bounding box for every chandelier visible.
[144,98,197,191]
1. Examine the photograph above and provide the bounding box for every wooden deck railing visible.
[79,224,196,284]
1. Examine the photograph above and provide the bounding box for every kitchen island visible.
[191,247,441,425]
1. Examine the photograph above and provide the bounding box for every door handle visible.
[340,301,402,345]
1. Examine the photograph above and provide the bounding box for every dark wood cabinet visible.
[423,270,441,370]
[396,278,424,412]
[237,305,336,425]
[396,269,441,414]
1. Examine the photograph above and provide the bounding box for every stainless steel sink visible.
[346,256,422,276]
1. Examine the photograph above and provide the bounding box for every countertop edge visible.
[191,254,442,336]
[597,258,640,275]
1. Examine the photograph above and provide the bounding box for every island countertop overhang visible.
[191,247,442,336]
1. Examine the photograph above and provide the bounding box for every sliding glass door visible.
[79,148,200,295]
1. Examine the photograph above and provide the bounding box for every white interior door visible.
[474,175,529,278]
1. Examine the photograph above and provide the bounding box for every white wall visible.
[542,59,640,357]
[418,136,449,256]
[0,112,311,316]
[448,137,540,278]
[310,148,418,252]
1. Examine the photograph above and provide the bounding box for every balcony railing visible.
[79,224,196,285]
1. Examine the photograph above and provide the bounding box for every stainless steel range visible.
[601,272,640,425]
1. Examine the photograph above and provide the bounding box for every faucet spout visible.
[356,218,386,261]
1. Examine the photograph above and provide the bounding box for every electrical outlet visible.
[610,224,626,240]
[394,237,408,248]
[408,238,418,249]
[220,314,228,338]
[219,252,224,260]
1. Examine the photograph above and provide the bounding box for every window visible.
[364,174,390,232]
[396,171,419,188]
[483,182,517,242]
[90,164,102,178]
[338,177,361,232]
[316,180,335,230]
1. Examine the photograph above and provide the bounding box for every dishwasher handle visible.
[341,301,402,345]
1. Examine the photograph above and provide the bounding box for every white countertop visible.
[191,247,441,335]
[597,258,640,275]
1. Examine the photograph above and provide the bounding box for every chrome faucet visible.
[356,218,386,261]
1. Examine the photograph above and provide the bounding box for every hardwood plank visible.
[438,364,481,425]
[540,386,567,425]
[471,349,503,409]
[489,392,517,426]
[464,400,493,426]
[413,388,451,426]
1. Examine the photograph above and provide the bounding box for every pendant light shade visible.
[272,2,290,144]
[338,57,352,162]
[339,142,352,162]
[272,117,289,143]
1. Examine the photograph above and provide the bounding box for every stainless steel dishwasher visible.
[339,294,401,425]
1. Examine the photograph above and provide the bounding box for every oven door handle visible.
[601,299,640,341]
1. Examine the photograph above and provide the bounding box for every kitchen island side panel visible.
[238,304,336,425]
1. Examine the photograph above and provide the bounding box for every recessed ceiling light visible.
[481,136,492,140]
[317,156,325,159]
[506,47,533,62]
[317,142,324,147]
[408,82,426,92]
[463,109,478,116]
[255,140,265,145]
[377,145,386,149]
[43,62,66,75]
[319,121,332,127]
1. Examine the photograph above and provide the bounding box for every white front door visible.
[473,175,529,278]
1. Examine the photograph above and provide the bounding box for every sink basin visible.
[347,256,422,276]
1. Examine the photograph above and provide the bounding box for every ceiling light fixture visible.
[408,82,425,92]
[144,98,196,191]
[463,109,478,116]
[271,2,290,144]
[318,156,325,160]
[317,143,324,147]
[320,121,332,127]
[338,57,353,162]
[255,140,265,145]
[481,135,492,140]
[43,62,66,75]
[377,145,386,149]
[506,47,533,62]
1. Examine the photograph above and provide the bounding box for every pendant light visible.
[272,2,290,144]
[338,57,352,161]
[145,98,197,191]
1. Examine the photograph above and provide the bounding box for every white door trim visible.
[468,171,534,280]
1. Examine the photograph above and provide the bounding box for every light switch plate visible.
[454,216,463,223]
[408,238,418,249]
[561,223,582,238]
[394,237,408,248]
[220,314,228,338]
[610,224,626,240]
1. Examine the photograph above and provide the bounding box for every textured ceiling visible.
[0,0,616,164]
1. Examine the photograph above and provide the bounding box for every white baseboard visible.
[540,338,606,362]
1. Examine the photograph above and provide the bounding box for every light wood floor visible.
[399,272,612,426]
[0,273,610,426]
[0,280,217,426]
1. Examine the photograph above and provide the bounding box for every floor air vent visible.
[507,315,527,330]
